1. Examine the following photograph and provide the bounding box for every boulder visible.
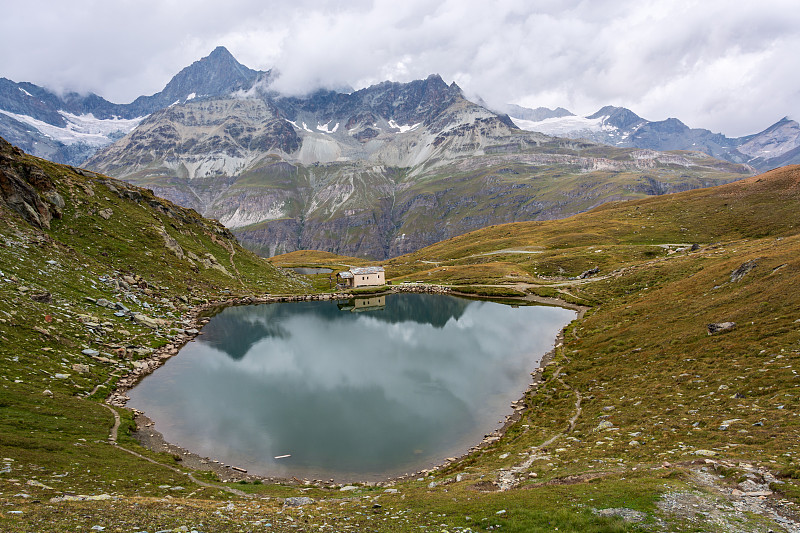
[72,364,90,374]
[157,227,184,259]
[283,496,314,507]
[30,291,52,303]
[593,420,615,432]
[707,322,736,335]
[132,313,163,329]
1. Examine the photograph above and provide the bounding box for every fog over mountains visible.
[0,47,788,258]
[2,46,796,172]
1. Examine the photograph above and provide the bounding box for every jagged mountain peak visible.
[760,116,796,132]
[0,46,270,166]
[208,45,236,60]
[367,74,458,95]
[587,105,644,129]
[152,46,260,103]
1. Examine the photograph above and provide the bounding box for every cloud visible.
[1,0,798,136]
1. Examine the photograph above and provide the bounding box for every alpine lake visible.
[128,293,576,481]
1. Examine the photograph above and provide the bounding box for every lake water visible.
[128,293,575,481]
[290,267,333,275]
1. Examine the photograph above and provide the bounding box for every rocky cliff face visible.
[0,137,64,229]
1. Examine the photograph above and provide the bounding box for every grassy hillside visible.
[0,137,314,530]
[2,134,799,531]
[273,166,800,531]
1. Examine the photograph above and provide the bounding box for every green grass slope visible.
[2,132,799,532]
[272,166,800,531]
[0,137,317,529]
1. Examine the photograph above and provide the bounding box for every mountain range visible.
[506,105,800,172]
[0,47,778,259]
[0,47,267,165]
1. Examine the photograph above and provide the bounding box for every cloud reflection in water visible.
[129,294,575,480]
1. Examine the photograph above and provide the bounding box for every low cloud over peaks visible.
[1,0,798,136]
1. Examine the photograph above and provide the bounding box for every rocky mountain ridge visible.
[2,46,794,171]
[0,47,267,165]
[508,104,800,171]
[0,47,761,259]
[86,73,752,259]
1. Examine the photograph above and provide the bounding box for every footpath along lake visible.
[128,293,576,481]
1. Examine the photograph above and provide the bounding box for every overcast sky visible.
[1,0,797,136]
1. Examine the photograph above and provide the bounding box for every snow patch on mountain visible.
[18,87,33,98]
[388,120,421,133]
[0,109,145,146]
[511,115,607,136]
[316,122,340,133]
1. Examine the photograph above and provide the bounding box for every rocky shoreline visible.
[105,285,585,487]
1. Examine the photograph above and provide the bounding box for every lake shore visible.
[106,286,587,487]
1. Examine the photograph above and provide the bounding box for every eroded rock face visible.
[731,259,758,282]
[0,137,63,229]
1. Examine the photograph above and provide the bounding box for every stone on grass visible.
[133,313,162,329]
[707,322,736,335]
[30,292,52,303]
[284,496,314,507]
[694,449,718,457]
[593,420,614,432]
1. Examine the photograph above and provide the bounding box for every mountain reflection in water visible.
[200,293,470,360]
[128,293,575,480]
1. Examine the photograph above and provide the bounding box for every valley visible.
[5,47,786,262]
[82,67,753,260]
[2,134,800,530]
